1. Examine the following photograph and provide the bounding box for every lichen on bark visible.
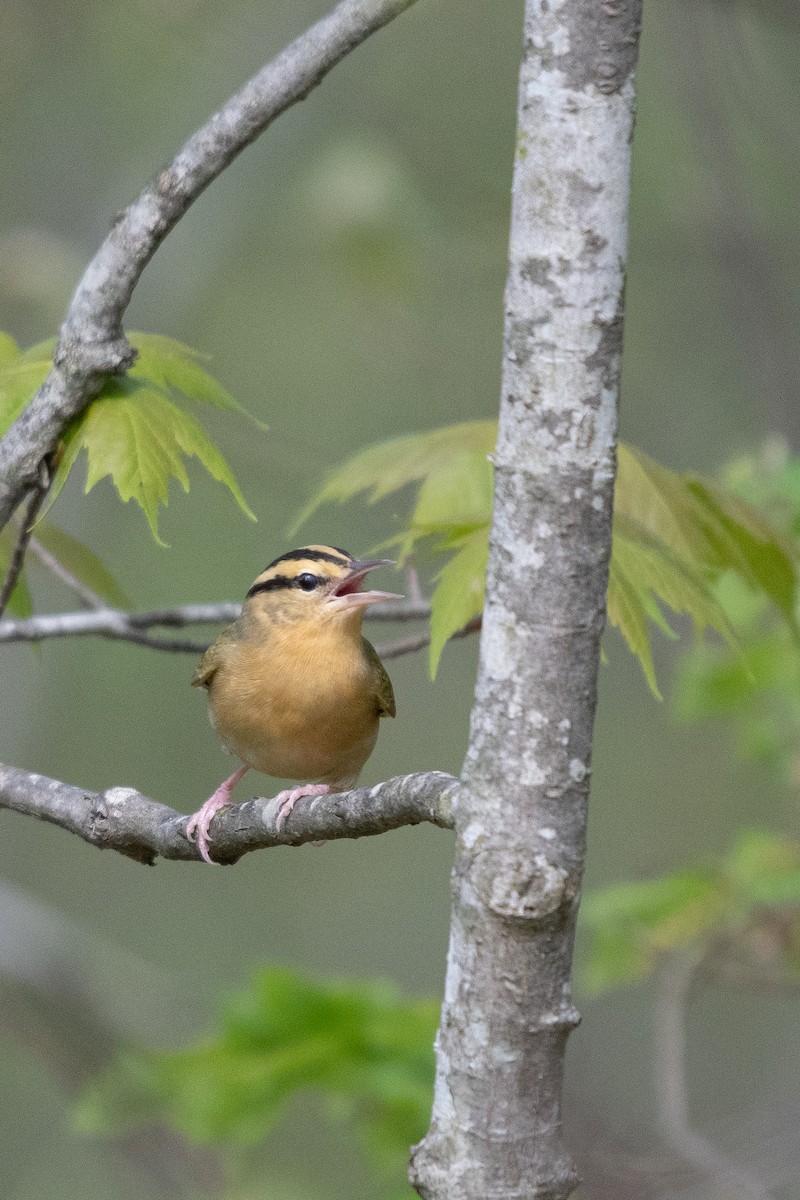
[410,2,643,1197]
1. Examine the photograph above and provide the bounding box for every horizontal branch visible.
[0,0,418,531]
[0,763,458,866]
[0,598,433,656]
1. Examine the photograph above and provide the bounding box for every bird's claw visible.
[186,808,219,865]
[187,766,250,865]
[274,784,332,834]
[186,791,231,864]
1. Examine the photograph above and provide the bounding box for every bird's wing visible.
[363,637,396,718]
[191,629,237,689]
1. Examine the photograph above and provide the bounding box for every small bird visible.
[187,545,401,863]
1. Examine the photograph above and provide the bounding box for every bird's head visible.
[243,545,402,624]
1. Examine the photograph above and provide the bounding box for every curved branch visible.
[0,0,419,531]
[0,763,457,866]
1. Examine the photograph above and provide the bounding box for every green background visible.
[1,0,799,1196]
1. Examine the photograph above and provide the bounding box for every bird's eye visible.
[297,573,320,592]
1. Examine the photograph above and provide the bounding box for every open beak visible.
[329,559,404,609]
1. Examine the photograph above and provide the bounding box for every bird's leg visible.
[274,783,332,833]
[186,765,249,864]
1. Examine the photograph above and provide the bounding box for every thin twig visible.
[378,631,432,660]
[655,951,774,1199]
[109,629,213,654]
[27,535,107,610]
[377,615,482,660]
[0,469,50,619]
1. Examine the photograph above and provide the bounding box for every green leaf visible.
[0,332,20,365]
[46,379,255,544]
[0,331,263,541]
[616,445,798,628]
[33,521,129,608]
[724,830,800,907]
[0,527,33,618]
[608,513,740,697]
[128,333,267,430]
[606,554,661,698]
[298,425,799,683]
[293,421,497,530]
[428,526,488,676]
[76,968,437,1179]
[580,830,800,994]
[0,359,51,437]
[580,923,654,994]
[18,337,56,363]
[409,449,494,533]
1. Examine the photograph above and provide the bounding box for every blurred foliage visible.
[76,967,437,1196]
[675,441,800,779]
[583,447,800,994]
[75,831,800,1189]
[0,332,261,545]
[580,828,800,993]
[300,423,798,687]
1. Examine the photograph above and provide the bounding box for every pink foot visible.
[274,783,332,833]
[187,766,249,864]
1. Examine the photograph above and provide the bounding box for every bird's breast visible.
[206,622,381,785]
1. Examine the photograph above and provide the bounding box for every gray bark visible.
[0,765,456,865]
[409,2,642,1198]
[0,0,418,532]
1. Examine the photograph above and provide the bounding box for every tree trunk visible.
[409,2,643,1197]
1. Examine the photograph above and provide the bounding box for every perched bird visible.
[187,545,400,863]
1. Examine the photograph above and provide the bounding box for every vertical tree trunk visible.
[410,3,643,1198]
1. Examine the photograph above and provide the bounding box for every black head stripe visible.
[246,574,295,599]
[246,572,327,600]
[264,547,353,571]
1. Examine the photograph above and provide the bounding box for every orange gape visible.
[186,546,400,863]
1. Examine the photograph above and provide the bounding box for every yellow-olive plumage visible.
[187,545,399,862]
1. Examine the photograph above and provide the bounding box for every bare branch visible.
[27,535,108,610]
[0,607,215,653]
[0,0,419,533]
[0,763,457,866]
[0,598,432,653]
[0,599,479,661]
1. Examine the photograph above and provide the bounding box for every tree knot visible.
[474,846,573,922]
[55,335,136,377]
